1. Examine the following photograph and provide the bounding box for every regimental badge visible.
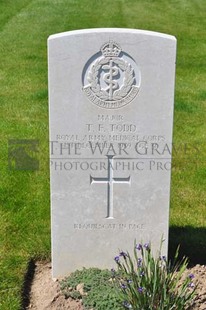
[82,41,141,109]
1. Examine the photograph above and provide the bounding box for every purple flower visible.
[127,279,132,284]
[140,271,145,277]
[119,251,128,259]
[138,287,144,293]
[188,282,195,288]
[137,258,142,267]
[121,283,127,290]
[114,256,120,263]
[144,243,150,250]
[123,301,132,308]
[136,243,143,250]
[188,273,195,279]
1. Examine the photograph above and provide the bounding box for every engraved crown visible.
[101,41,121,58]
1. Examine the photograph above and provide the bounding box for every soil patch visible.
[26,262,83,310]
[26,261,206,310]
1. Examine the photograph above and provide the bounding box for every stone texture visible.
[48,28,176,278]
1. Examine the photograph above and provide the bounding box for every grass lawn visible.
[0,0,206,308]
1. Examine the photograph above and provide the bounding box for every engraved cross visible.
[90,155,131,219]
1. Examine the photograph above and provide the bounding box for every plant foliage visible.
[60,267,122,309]
[113,241,196,309]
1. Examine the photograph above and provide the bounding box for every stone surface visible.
[48,28,176,278]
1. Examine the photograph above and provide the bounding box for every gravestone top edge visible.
[48,28,176,42]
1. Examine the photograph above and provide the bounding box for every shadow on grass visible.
[169,226,206,266]
[21,259,36,310]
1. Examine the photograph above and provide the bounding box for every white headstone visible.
[48,28,176,278]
